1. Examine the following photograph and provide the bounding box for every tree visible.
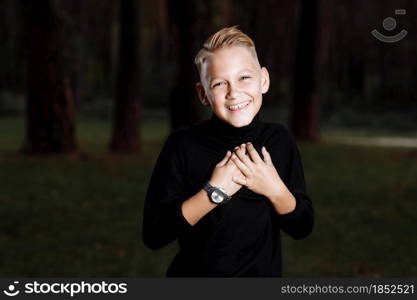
[109,0,141,152]
[21,0,77,154]
[154,0,169,59]
[290,0,329,141]
[168,0,203,131]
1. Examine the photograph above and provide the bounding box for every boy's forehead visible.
[202,46,259,79]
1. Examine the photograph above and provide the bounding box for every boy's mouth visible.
[226,100,251,112]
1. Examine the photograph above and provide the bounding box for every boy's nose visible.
[226,83,239,99]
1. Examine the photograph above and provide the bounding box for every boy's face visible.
[196,46,270,128]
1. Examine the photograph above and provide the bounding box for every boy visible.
[142,26,314,277]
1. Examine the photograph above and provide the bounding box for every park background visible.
[0,0,416,277]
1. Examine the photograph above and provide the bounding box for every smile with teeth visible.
[227,100,251,111]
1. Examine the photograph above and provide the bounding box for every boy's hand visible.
[231,143,290,201]
[209,151,246,196]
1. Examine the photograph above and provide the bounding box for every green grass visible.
[0,116,416,277]
[282,142,417,277]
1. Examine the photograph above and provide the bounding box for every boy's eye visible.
[240,76,251,80]
[212,82,224,88]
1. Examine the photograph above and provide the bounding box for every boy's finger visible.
[226,151,236,165]
[231,154,251,177]
[246,142,263,164]
[217,151,231,167]
[234,144,254,169]
[262,146,273,165]
[232,175,247,186]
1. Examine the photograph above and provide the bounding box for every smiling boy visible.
[142,26,314,277]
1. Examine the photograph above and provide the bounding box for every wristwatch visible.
[203,182,232,205]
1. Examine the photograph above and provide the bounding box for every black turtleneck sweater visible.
[142,113,314,277]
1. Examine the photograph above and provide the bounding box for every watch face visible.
[211,189,225,203]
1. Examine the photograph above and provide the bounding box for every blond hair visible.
[194,26,259,77]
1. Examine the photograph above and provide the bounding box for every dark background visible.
[0,0,416,277]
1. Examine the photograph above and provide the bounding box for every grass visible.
[283,142,417,277]
[0,116,416,277]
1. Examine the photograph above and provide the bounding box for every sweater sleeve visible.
[274,128,314,240]
[142,132,195,250]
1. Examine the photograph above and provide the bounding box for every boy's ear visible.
[196,82,210,106]
[260,67,270,94]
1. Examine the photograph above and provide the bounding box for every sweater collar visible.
[205,113,261,148]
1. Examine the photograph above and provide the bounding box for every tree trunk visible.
[220,0,233,26]
[109,0,141,152]
[155,0,169,59]
[168,0,202,131]
[21,0,77,154]
[290,0,327,142]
